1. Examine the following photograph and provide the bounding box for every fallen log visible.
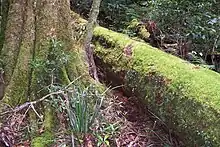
[93,26,220,146]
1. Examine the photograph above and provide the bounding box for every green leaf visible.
[105,140,110,146]
[104,135,109,140]
[97,134,103,141]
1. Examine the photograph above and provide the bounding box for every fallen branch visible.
[0,75,84,116]
[0,91,63,116]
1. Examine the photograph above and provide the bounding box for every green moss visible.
[44,106,55,131]
[127,19,139,29]
[31,106,55,147]
[133,43,220,106]
[93,26,220,146]
[138,26,150,40]
[31,131,54,147]
[29,110,38,137]
[1,0,36,106]
[3,45,32,106]
[2,0,35,105]
[60,66,71,85]
[94,26,220,108]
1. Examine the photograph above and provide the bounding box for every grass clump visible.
[49,82,105,146]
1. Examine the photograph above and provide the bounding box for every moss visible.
[31,131,54,147]
[60,66,71,85]
[29,110,38,137]
[127,19,139,29]
[3,44,32,106]
[132,43,220,109]
[2,0,35,105]
[31,106,55,147]
[93,26,220,146]
[138,26,150,40]
[44,106,55,131]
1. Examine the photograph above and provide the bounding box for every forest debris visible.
[0,75,84,116]
[100,90,181,146]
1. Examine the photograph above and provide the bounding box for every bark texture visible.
[0,0,88,104]
[84,0,102,82]
[0,0,89,145]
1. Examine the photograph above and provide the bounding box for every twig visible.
[18,106,31,130]
[71,132,75,147]
[65,74,84,89]
[101,85,124,95]
[0,90,63,116]
[211,35,219,65]
[30,103,43,121]
[149,129,166,144]
[147,109,166,125]
[152,120,157,130]
[128,136,139,147]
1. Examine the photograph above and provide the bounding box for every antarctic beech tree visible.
[0,0,95,141]
[0,0,90,103]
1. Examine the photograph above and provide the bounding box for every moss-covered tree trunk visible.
[92,27,220,146]
[0,0,90,145]
[0,0,89,104]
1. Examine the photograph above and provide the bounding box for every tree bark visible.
[0,0,9,54]
[84,0,102,82]
[0,0,90,145]
[0,0,88,104]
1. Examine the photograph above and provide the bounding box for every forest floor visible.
[0,87,183,147]
[0,89,183,147]
[98,89,183,147]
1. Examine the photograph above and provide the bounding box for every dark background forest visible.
[72,0,220,71]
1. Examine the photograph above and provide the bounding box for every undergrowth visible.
[30,38,114,146]
[49,83,105,146]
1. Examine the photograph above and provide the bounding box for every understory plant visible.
[49,83,105,145]
[30,38,105,145]
[95,122,119,147]
[30,38,70,93]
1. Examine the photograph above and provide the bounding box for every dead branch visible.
[0,90,63,116]
[0,75,84,116]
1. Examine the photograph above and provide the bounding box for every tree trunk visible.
[84,0,102,82]
[0,0,89,104]
[0,0,90,145]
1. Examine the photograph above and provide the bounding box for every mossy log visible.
[93,26,220,146]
